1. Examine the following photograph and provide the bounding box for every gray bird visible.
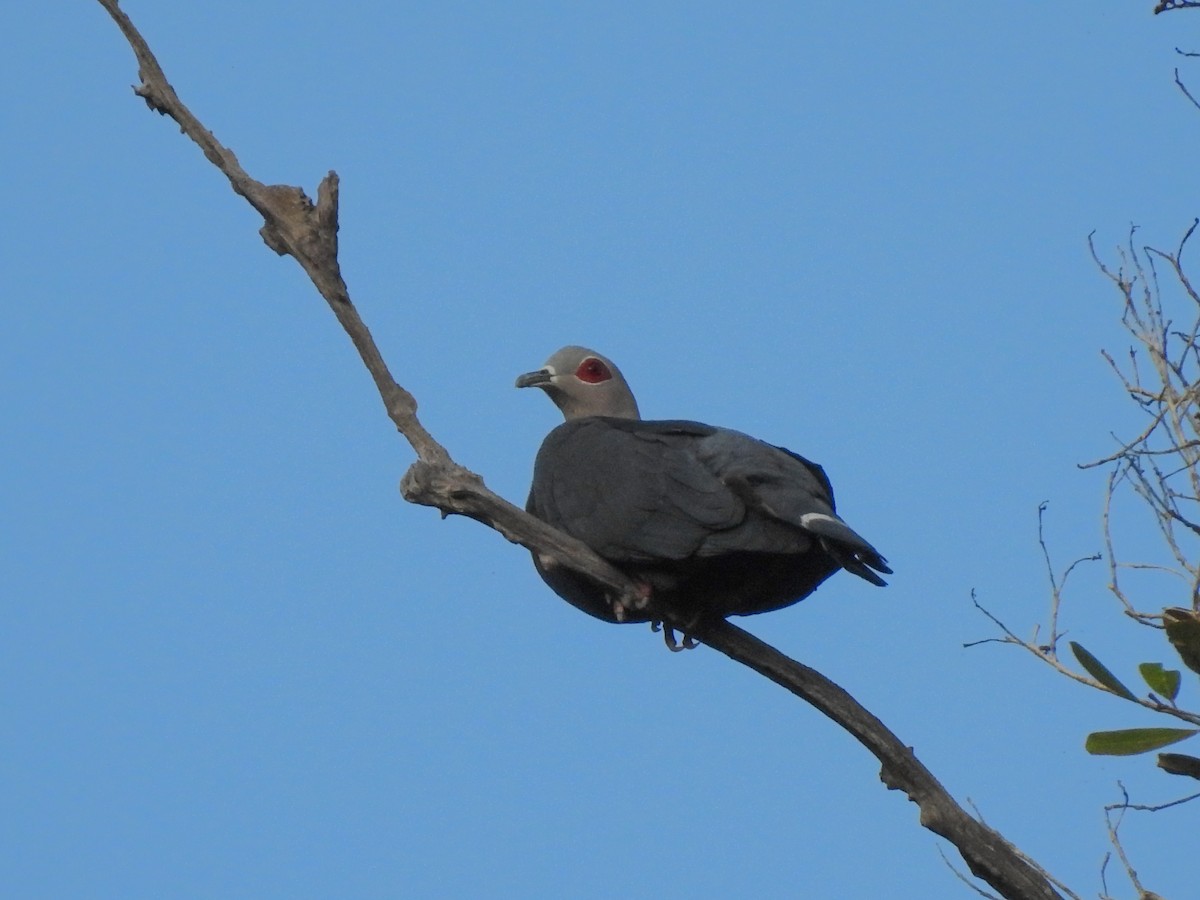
[516,346,890,632]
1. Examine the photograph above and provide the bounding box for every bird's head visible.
[516,346,641,421]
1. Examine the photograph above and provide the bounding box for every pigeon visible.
[516,346,890,635]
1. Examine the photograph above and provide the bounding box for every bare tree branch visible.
[94,2,1069,897]
[686,620,1067,899]
[94,0,647,616]
[974,221,1200,892]
[969,530,1200,728]
[1101,786,1167,900]
[1157,1,1200,16]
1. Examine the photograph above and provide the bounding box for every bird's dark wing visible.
[528,418,749,563]
[693,428,892,584]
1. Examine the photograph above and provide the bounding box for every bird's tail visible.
[800,513,892,586]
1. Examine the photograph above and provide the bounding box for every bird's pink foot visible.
[610,581,654,622]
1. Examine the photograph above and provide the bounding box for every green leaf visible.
[1085,728,1199,756]
[1164,608,1200,676]
[1070,641,1138,701]
[1138,662,1181,702]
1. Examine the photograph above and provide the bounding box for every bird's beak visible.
[515,368,553,389]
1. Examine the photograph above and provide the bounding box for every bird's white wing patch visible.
[800,513,841,531]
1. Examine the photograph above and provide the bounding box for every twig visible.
[1108,788,1200,811]
[1176,66,1200,112]
[968,594,1200,726]
[1102,785,1162,900]
[936,845,1003,900]
[1037,501,1102,652]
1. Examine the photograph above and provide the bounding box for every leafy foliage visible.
[1070,642,1138,702]
[1084,727,1198,756]
[1138,662,1181,702]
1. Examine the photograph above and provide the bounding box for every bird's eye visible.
[575,358,612,384]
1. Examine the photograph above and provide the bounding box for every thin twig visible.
[1102,785,1160,900]
[969,593,1200,725]
[1111,790,1200,811]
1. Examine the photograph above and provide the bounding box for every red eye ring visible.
[575,358,612,384]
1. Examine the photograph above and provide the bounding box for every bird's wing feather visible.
[694,429,837,519]
[529,419,747,562]
[694,428,891,581]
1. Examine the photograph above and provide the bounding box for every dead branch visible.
[688,619,1068,899]
[969,592,1200,728]
[1100,785,1168,900]
[95,2,1068,897]
[96,0,646,618]
[1157,1,1200,15]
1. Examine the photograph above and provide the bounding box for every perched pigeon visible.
[516,346,890,630]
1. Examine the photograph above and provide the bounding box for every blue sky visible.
[5,2,1199,897]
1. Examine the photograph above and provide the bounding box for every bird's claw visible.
[656,621,699,652]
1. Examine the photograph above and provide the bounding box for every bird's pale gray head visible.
[516,346,641,421]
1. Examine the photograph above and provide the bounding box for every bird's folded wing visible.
[530,419,748,562]
[694,429,891,580]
